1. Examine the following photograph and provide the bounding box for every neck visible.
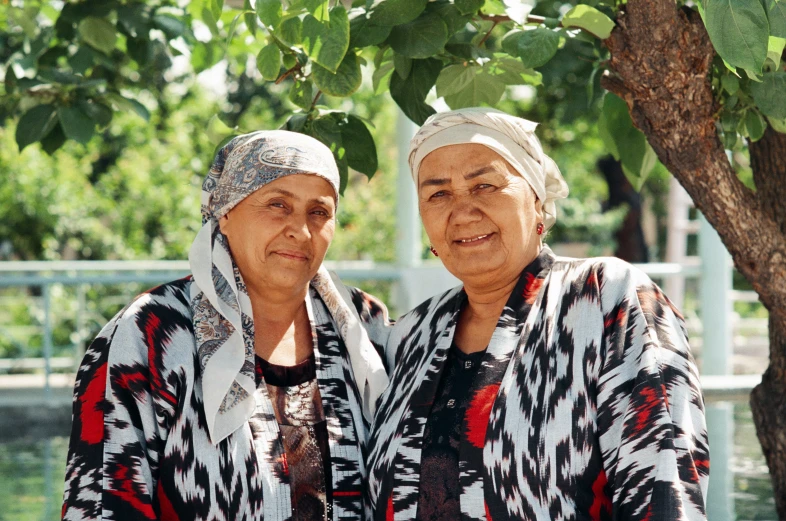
[462,246,541,319]
[247,282,310,326]
[462,272,521,320]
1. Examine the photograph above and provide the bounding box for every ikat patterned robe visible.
[367,248,710,521]
[62,276,391,521]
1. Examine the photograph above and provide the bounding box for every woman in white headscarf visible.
[366,108,710,521]
[62,130,390,521]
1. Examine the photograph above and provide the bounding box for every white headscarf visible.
[189,130,387,444]
[408,108,569,230]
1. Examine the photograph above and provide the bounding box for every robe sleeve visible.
[596,265,710,521]
[62,300,174,521]
[346,287,394,372]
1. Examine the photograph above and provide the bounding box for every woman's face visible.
[418,143,543,286]
[219,174,336,296]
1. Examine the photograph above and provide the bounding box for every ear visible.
[532,189,544,222]
[218,214,229,235]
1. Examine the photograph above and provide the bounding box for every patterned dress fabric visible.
[62,277,391,521]
[256,354,332,521]
[367,247,710,521]
[416,346,486,521]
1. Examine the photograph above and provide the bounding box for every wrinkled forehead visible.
[418,143,519,182]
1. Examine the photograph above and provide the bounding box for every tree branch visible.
[478,13,549,25]
[603,2,786,314]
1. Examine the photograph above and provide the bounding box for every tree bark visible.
[601,1,786,516]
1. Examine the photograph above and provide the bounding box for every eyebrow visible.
[419,166,497,189]
[264,188,335,205]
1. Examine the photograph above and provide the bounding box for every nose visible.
[449,191,482,225]
[285,212,311,241]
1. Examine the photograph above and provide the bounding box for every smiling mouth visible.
[455,234,491,244]
[275,251,308,261]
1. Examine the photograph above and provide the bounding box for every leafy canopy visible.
[1,0,785,191]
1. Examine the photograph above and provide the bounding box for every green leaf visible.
[78,100,113,127]
[312,51,362,96]
[257,43,282,81]
[153,14,186,39]
[341,115,378,178]
[191,41,222,72]
[244,0,257,35]
[767,35,786,70]
[704,0,768,74]
[749,71,786,119]
[744,109,767,140]
[768,0,786,37]
[372,61,395,94]
[561,5,615,39]
[105,93,150,121]
[117,4,150,37]
[455,0,484,16]
[721,107,740,132]
[390,57,441,124]
[201,6,220,36]
[368,0,428,26]
[57,105,95,145]
[429,2,471,35]
[283,113,309,132]
[283,53,297,68]
[597,93,657,187]
[501,28,560,69]
[308,115,348,193]
[304,0,330,21]
[78,17,117,54]
[257,0,283,27]
[388,12,449,58]
[767,115,786,132]
[394,54,412,79]
[277,17,303,46]
[211,0,224,20]
[15,104,58,151]
[40,124,66,155]
[441,65,506,108]
[348,10,392,48]
[721,72,740,94]
[290,79,314,109]
[484,56,542,85]
[302,6,350,73]
[226,12,245,46]
[436,64,478,97]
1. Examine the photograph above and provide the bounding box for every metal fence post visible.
[699,213,734,521]
[396,110,420,313]
[42,282,53,403]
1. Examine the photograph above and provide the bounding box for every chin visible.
[447,259,503,282]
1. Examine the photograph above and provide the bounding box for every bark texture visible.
[601,1,786,517]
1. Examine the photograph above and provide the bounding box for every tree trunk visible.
[751,313,786,518]
[601,1,786,517]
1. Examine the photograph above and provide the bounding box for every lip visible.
[274,250,309,261]
[452,233,494,246]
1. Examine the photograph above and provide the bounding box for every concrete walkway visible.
[0,373,74,441]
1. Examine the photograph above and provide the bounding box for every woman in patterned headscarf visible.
[62,131,390,521]
[367,108,710,521]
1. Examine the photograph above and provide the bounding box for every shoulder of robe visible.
[551,254,655,314]
[387,285,463,360]
[100,276,196,373]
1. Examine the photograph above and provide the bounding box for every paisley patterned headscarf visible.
[188,130,388,444]
[409,107,569,230]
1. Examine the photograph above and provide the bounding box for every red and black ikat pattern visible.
[62,277,391,521]
[368,247,709,521]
